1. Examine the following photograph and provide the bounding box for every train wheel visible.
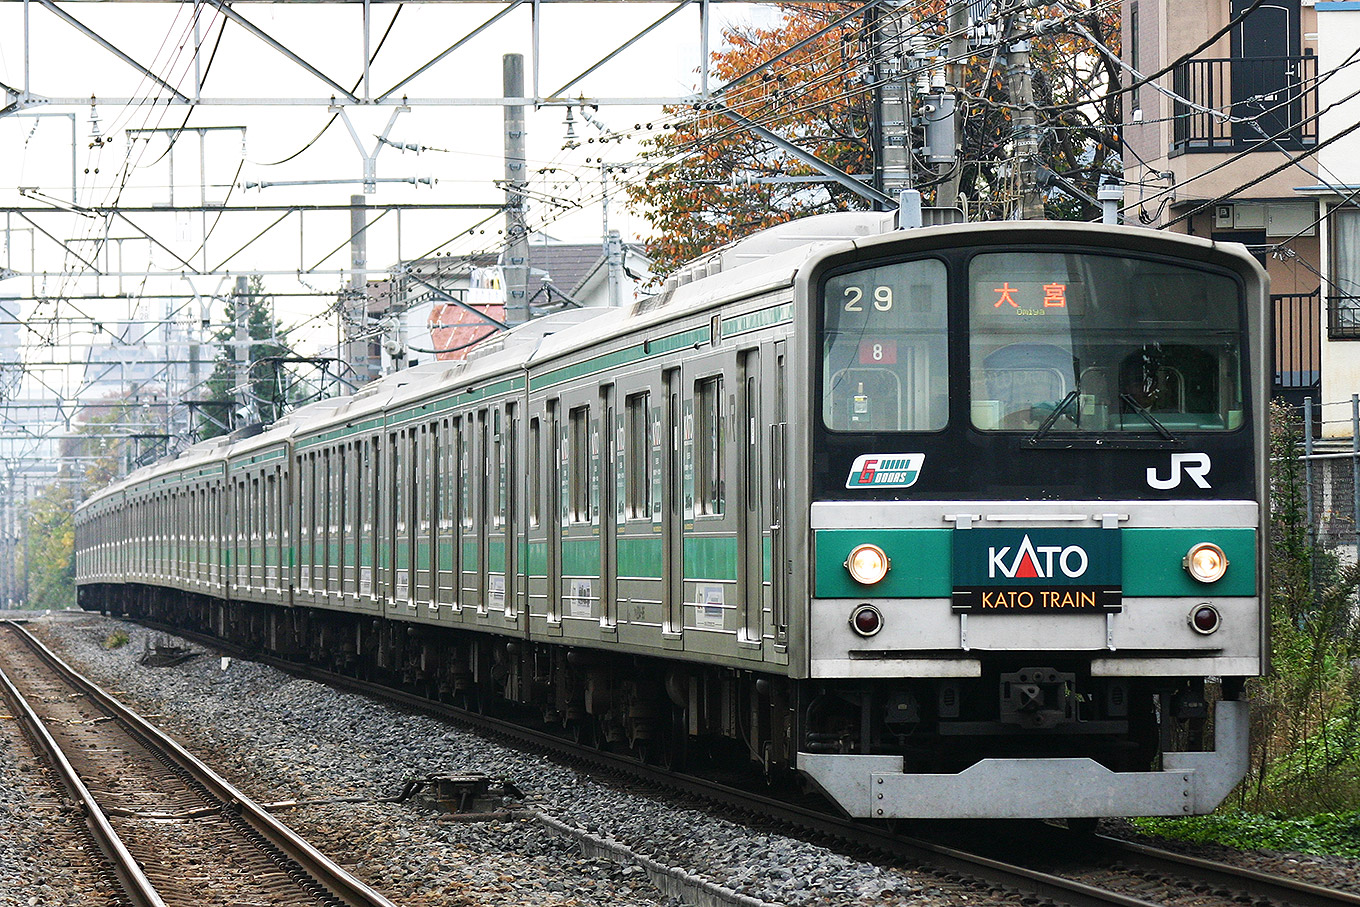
[565,718,594,747]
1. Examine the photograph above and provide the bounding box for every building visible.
[362,236,652,377]
[1120,0,1355,424]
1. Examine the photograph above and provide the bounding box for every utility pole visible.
[873,2,914,201]
[937,0,972,209]
[1004,1,1044,219]
[503,53,530,327]
[233,275,251,429]
[347,194,373,385]
[606,230,625,308]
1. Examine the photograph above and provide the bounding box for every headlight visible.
[1189,604,1221,635]
[1183,542,1229,583]
[849,604,884,637]
[845,543,890,585]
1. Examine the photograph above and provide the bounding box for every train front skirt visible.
[798,699,1248,819]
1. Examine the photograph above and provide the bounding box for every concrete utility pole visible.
[937,0,972,209]
[873,3,914,201]
[1004,2,1045,219]
[503,53,530,327]
[234,275,251,429]
[606,230,625,308]
[347,194,373,384]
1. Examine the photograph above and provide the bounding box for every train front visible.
[794,222,1267,820]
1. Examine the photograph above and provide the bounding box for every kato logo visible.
[845,453,924,489]
[988,534,1089,580]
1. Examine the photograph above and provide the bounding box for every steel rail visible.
[1092,833,1360,907]
[0,628,166,907]
[1,620,400,907]
[128,618,1173,907]
[126,617,1360,907]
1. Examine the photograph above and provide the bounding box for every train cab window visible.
[968,251,1244,433]
[821,258,948,431]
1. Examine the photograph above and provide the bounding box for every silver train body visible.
[76,214,1268,819]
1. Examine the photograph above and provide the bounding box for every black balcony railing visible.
[1275,290,1320,400]
[1328,295,1360,340]
[1171,55,1317,154]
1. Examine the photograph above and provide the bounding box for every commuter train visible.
[75,212,1267,819]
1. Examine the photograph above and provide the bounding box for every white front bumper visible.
[798,699,1249,819]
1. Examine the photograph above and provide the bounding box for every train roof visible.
[77,213,1266,513]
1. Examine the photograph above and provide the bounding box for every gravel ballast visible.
[7,610,1360,907]
[13,613,943,907]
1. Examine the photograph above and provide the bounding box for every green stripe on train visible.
[618,536,663,579]
[814,530,953,598]
[1121,528,1256,597]
[813,527,1257,599]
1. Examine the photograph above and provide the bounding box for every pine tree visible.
[199,275,292,438]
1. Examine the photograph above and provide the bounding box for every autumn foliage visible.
[625,4,876,274]
[625,1,1121,276]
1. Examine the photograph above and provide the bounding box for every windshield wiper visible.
[1120,393,1177,440]
[1028,390,1080,442]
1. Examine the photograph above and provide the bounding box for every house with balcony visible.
[1120,0,1360,427]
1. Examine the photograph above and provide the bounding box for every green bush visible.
[1132,811,1360,857]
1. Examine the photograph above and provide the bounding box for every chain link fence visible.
[1295,396,1360,565]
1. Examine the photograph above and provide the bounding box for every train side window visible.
[492,407,505,530]
[459,417,473,530]
[528,417,541,529]
[569,405,592,523]
[625,392,652,520]
[695,376,724,516]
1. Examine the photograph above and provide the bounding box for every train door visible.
[487,405,506,616]
[418,421,436,615]
[686,348,739,643]
[360,436,377,605]
[265,469,277,593]
[436,417,457,613]
[391,429,408,608]
[411,424,426,610]
[546,399,563,633]
[328,448,339,598]
[381,431,396,607]
[462,409,488,613]
[457,414,473,612]
[561,394,599,632]
[662,368,683,639]
[739,347,763,649]
[435,421,451,614]
[770,340,789,647]
[600,384,618,631]
[344,441,358,602]
[527,414,543,620]
[504,402,520,620]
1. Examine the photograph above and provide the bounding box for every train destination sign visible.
[951,527,1121,613]
[973,277,1087,319]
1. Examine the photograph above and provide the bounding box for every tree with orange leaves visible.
[624,4,876,274]
[625,1,1121,275]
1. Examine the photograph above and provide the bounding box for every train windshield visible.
[969,251,1244,433]
[822,258,949,431]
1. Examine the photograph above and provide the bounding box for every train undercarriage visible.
[80,583,1235,803]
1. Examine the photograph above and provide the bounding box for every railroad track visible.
[119,617,1360,907]
[0,620,399,907]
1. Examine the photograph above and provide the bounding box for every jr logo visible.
[1147,452,1212,490]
